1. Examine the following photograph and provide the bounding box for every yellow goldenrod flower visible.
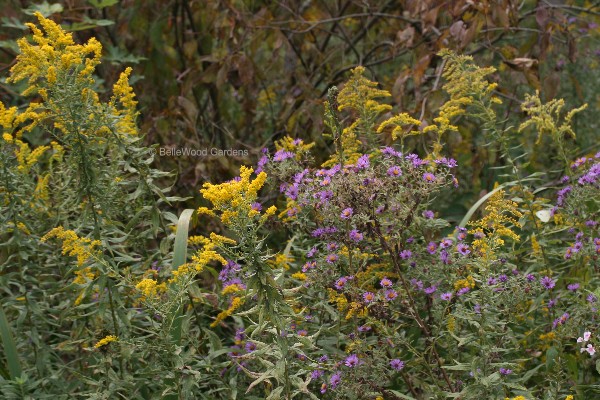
[94,335,118,349]
[41,227,101,266]
[210,297,243,328]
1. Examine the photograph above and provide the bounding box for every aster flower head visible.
[334,277,347,290]
[384,289,398,301]
[540,276,556,290]
[567,283,580,291]
[424,285,437,295]
[363,292,375,303]
[349,229,363,242]
[380,277,393,287]
[423,210,434,219]
[390,359,405,371]
[340,207,353,219]
[423,172,436,183]
[499,368,512,375]
[387,166,402,177]
[326,254,339,264]
[440,292,452,301]
[356,154,370,170]
[329,372,342,389]
[427,241,438,254]
[400,249,412,259]
[344,354,360,368]
[457,243,471,256]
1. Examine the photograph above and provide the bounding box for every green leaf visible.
[546,347,559,371]
[87,0,119,9]
[596,359,600,375]
[0,303,22,379]
[23,1,63,17]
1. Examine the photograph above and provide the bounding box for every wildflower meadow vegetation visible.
[1,4,600,400]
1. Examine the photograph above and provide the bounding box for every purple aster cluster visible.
[219,260,246,290]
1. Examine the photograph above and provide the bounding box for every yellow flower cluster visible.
[13,139,50,174]
[323,67,391,167]
[268,253,294,270]
[345,301,367,320]
[171,233,231,283]
[377,113,421,141]
[41,227,101,266]
[8,12,102,95]
[210,297,243,328]
[135,278,167,299]
[518,92,587,145]
[109,67,139,136]
[274,135,315,160]
[504,396,526,400]
[73,266,96,285]
[327,288,349,312]
[1,12,139,141]
[424,50,501,153]
[200,166,271,226]
[468,189,523,258]
[94,335,118,349]
[453,275,476,291]
[337,66,392,116]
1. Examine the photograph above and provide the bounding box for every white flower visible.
[586,344,596,356]
[584,331,592,341]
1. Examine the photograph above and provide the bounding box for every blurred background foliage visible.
[1,0,600,218]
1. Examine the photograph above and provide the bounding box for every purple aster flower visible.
[340,207,353,219]
[356,154,370,170]
[499,368,512,375]
[381,147,402,158]
[329,372,342,389]
[311,369,324,380]
[251,202,262,212]
[457,243,471,256]
[440,249,450,264]
[319,355,329,363]
[349,230,364,242]
[427,241,438,254]
[327,242,338,252]
[390,359,405,371]
[344,354,360,368]
[380,277,393,287]
[320,383,327,394]
[245,342,256,352]
[327,254,339,264]
[387,166,402,177]
[457,287,470,296]
[384,289,398,301]
[540,276,556,290]
[273,150,295,162]
[362,292,375,303]
[423,210,434,219]
[588,294,598,303]
[526,273,535,282]
[334,277,347,290]
[424,285,437,295]
[474,304,481,314]
[400,250,412,259]
[256,155,269,173]
[568,283,580,291]
[487,277,497,286]
[498,274,508,283]
[423,172,436,183]
[307,247,318,258]
[548,298,557,308]
[440,238,453,249]
[440,292,453,301]
[358,325,371,332]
